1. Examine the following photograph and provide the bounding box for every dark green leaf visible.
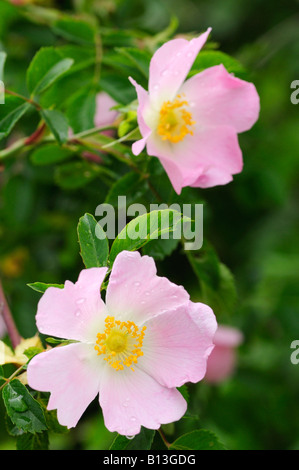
[115,47,151,78]
[190,50,246,78]
[16,431,49,450]
[110,427,155,450]
[30,144,74,166]
[0,96,31,141]
[41,108,69,144]
[170,429,226,450]
[105,172,148,207]
[77,213,109,268]
[66,87,96,133]
[52,17,96,45]
[2,379,47,434]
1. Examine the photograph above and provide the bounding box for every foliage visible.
[0,0,298,451]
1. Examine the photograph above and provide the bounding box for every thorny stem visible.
[0,280,22,349]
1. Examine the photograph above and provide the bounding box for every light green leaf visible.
[0,51,7,81]
[109,209,189,264]
[27,282,64,293]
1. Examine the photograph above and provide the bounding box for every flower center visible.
[157,95,195,144]
[94,316,146,371]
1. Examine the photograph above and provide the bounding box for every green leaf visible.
[33,58,74,96]
[115,47,151,79]
[23,347,43,361]
[169,430,226,450]
[41,108,69,144]
[5,415,25,437]
[66,87,96,133]
[100,73,136,104]
[0,96,31,141]
[177,384,189,403]
[27,282,64,293]
[109,209,189,264]
[110,427,155,450]
[142,237,180,261]
[2,379,47,434]
[16,431,49,450]
[190,50,246,78]
[200,263,238,317]
[30,144,74,166]
[27,47,72,96]
[186,242,221,290]
[105,172,148,207]
[54,160,112,189]
[77,213,109,268]
[0,51,7,81]
[52,17,96,45]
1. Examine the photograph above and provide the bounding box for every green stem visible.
[0,365,25,392]
[5,89,41,110]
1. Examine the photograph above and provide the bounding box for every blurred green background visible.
[0,0,298,450]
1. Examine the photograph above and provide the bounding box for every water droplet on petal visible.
[134,281,141,288]
[153,84,159,91]
[75,309,81,317]
[126,435,135,440]
[76,298,85,305]
[161,69,168,77]
[130,416,137,422]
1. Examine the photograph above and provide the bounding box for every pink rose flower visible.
[27,251,217,436]
[130,28,260,194]
[204,325,243,384]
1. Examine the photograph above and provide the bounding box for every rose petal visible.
[36,268,108,342]
[146,124,242,193]
[105,251,189,324]
[138,301,217,387]
[27,343,103,428]
[149,28,212,104]
[94,92,119,129]
[181,64,260,133]
[99,365,187,435]
[129,77,152,154]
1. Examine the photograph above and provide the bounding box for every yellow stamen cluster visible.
[157,95,195,144]
[94,316,146,371]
